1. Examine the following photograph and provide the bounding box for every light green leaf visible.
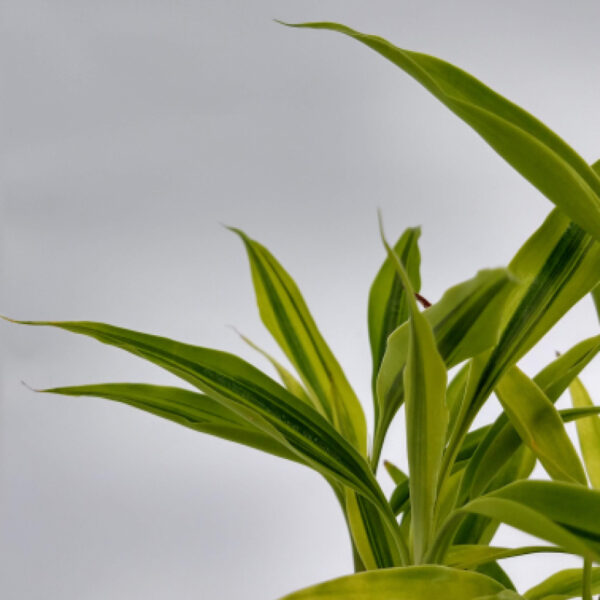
[592,283,600,322]
[41,382,302,463]
[461,481,600,561]
[345,489,406,569]
[231,229,367,454]
[460,335,600,502]
[278,565,507,600]
[446,208,600,478]
[8,319,385,513]
[495,366,586,485]
[524,567,600,600]
[285,22,600,241]
[534,335,600,403]
[375,267,512,464]
[368,227,421,402]
[383,460,407,486]
[234,329,316,410]
[569,377,600,488]
[445,544,565,570]
[380,220,448,563]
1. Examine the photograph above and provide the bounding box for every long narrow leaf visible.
[380,220,448,563]
[569,377,600,488]
[285,22,600,242]
[41,382,302,462]
[495,366,586,484]
[278,565,508,600]
[231,229,367,454]
[445,544,566,570]
[368,226,421,404]
[7,319,384,511]
[524,567,600,600]
[375,267,512,464]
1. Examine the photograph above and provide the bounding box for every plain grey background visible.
[2,1,600,598]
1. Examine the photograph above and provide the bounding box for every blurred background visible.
[2,1,600,598]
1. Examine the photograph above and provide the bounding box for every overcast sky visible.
[2,1,600,598]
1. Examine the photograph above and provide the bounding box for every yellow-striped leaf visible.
[231,229,367,455]
[285,22,600,242]
[569,377,600,488]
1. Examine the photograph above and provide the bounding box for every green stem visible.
[583,557,593,600]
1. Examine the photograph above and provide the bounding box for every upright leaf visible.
[569,377,600,488]
[495,366,586,485]
[285,22,600,242]
[380,220,448,563]
[374,267,512,464]
[231,229,367,454]
[368,226,421,402]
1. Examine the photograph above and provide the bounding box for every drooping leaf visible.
[8,319,386,514]
[380,220,448,563]
[368,226,421,402]
[284,22,600,242]
[569,377,600,488]
[41,382,303,463]
[495,366,586,485]
[524,567,600,600]
[231,228,367,454]
[445,544,565,570]
[460,481,600,561]
[278,565,508,600]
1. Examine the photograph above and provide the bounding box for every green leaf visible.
[230,228,367,455]
[383,460,407,486]
[445,544,565,570]
[345,489,405,569]
[534,335,600,403]
[524,567,600,600]
[284,22,600,242]
[569,377,600,488]
[375,267,513,464]
[461,481,600,561]
[9,319,384,512]
[278,565,507,600]
[446,208,600,477]
[368,227,421,403]
[380,220,448,563]
[234,329,316,409]
[460,335,600,502]
[592,283,600,322]
[41,382,303,463]
[495,366,586,485]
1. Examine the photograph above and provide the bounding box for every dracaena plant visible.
[7,21,600,600]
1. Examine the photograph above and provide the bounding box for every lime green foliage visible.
[6,21,600,600]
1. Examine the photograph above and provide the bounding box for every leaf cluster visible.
[6,21,600,600]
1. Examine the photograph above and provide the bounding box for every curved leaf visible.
[445,544,566,570]
[278,565,507,600]
[285,22,600,241]
[569,377,600,488]
[42,382,302,463]
[231,228,367,454]
[495,366,586,485]
[524,567,600,600]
